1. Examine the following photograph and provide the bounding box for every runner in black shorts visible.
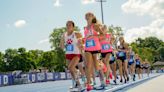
[143,59,150,77]
[116,37,129,83]
[135,54,142,79]
[110,52,117,84]
[127,46,136,81]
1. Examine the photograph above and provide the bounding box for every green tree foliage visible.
[49,27,66,49]
[0,52,5,72]
[131,37,164,64]
[0,48,44,72]
[27,49,44,69]
[157,47,164,61]
[136,37,164,50]
[108,25,123,36]
[3,48,17,72]
[39,50,56,72]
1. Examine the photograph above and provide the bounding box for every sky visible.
[0,0,163,52]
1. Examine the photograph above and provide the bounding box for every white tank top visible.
[64,32,80,54]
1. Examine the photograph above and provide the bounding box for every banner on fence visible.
[3,75,8,85]
[37,73,45,81]
[66,72,72,79]
[0,75,1,86]
[60,72,66,80]
[0,71,71,86]
[46,73,53,80]
[31,74,36,82]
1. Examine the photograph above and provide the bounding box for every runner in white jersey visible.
[60,21,83,91]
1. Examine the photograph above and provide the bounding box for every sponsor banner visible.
[21,74,28,78]
[60,72,66,80]
[3,75,8,85]
[27,74,31,83]
[32,74,36,82]
[0,75,1,86]
[54,72,61,80]
[46,73,53,81]
[28,73,36,82]
[0,72,70,86]
[8,74,14,85]
[37,73,45,82]
[66,72,72,79]
[28,73,32,82]
[28,73,36,83]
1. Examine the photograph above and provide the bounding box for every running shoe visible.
[127,77,129,82]
[106,79,110,85]
[86,84,93,91]
[113,80,117,84]
[133,74,136,81]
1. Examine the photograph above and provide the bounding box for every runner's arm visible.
[60,34,65,49]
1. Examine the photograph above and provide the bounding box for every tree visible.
[39,51,56,72]
[2,48,40,72]
[18,47,26,54]
[135,37,163,50]
[7,48,32,72]
[27,49,44,69]
[3,48,17,72]
[108,25,124,46]
[54,48,66,72]
[108,25,123,36]
[0,52,5,72]
[49,27,66,49]
[131,37,164,64]
[158,47,164,61]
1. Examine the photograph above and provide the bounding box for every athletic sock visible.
[81,75,86,82]
[71,79,76,88]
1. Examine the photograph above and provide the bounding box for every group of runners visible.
[59,12,151,91]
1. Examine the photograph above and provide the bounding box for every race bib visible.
[136,61,140,65]
[66,44,74,51]
[129,59,133,63]
[102,44,110,50]
[86,39,95,47]
[118,52,125,57]
[110,56,115,61]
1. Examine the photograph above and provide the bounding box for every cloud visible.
[38,38,49,44]
[14,20,26,28]
[121,0,164,43]
[54,0,62,7]
[124,19,164,43]
[81,0,95,5]
[121,0,164,18]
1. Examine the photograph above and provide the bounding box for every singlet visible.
[64,32,80,54]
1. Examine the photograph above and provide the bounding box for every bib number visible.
[118,52,125,57]
[136,61,140,65]
[102,44,110,50]
[110,56,115,61]
[66,44,74,51]
[129,59,133,63]
[86,39,95,47]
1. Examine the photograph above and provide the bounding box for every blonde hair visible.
[119,36,125,44]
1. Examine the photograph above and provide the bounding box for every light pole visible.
[96,0,106,24]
